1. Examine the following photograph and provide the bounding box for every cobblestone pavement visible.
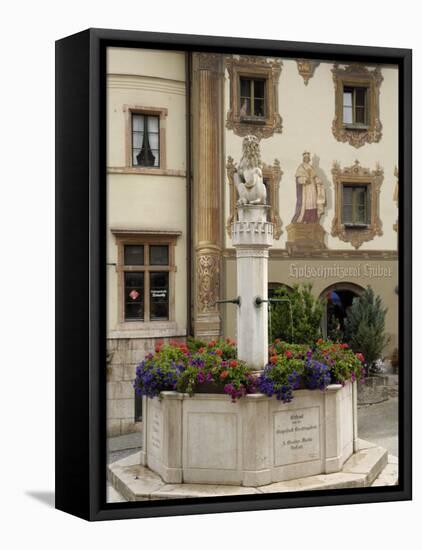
[358,395,398,457]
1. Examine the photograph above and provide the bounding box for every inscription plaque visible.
[274,406,321,467]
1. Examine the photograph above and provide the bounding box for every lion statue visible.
[234,135,267,205]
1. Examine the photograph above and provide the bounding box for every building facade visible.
[106,48,398,436]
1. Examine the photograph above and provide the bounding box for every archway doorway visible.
[320,283,365,342]
[268,282,293,299]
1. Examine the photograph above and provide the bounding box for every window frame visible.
[332,63,383,148]
[226,55,283,139]
[239,76,267,121]
[342,85,369,129]
[112,231,180,329]
[341,183,370,227]
[124,105,168,173]
[131,112,161,168]
[331,161,383,249]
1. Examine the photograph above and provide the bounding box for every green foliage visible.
[186,337,237,360]
[344,287,389,368]
[186,336,206,353]
[327,314,343,343]
[269,284,324,345]
[269,341,309,360]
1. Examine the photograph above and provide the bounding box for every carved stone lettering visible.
[274,407,321,467]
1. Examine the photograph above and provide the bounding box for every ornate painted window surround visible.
[331,160,383,249]
[225,156,283,239]
[225,55,283,139]
[111,229,181,333]
[332,63,383,148]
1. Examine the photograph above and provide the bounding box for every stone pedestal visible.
[140,382,357,487]
[231,205,273,370]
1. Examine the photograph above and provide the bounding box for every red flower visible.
[356,352,365,363]
[198,347,206,353]
[155,341,163,353]
[341,343,349,349]
[229,360,238,368]
[270,355,278,364]
[285,350,293,359]
[208,340,216,347]
[220,370,229,381]
[215,348,223,356]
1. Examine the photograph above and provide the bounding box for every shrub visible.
[269,284,324,345]
[343,287,389,370]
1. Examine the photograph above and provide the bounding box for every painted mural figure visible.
[291,151,325,223]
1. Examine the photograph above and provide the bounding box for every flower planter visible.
[140,382,358,487]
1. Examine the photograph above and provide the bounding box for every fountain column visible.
[231,205,273,370]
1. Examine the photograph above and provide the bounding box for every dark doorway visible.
[322,284,364,342]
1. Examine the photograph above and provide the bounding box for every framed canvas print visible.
[55,28,412,521]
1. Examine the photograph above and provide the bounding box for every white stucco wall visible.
[106,48,187,336]
[224,59,399,251]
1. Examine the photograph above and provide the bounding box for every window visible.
[332,63,383,148]
[226,55,282,139]
[239,78,266,119]
[123,244,169,321]
[342,184,369,226]
[331,161,383,249]
[132,113,160,167]
[112,232,180,325]
[343,87,368,127]
[117,106,168,173]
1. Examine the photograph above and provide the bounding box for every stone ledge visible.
[107,439,390,502]
[371,454,399,487]
[341,445,388,486]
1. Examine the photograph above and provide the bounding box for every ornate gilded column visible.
[191,53,224,339]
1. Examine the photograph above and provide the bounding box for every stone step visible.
[107,439,392,502]
[343,439,388,486]
[371,454,398,487]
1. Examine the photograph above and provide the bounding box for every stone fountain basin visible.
[140,382,358,487]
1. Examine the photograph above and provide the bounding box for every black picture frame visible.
[55,28,412,521]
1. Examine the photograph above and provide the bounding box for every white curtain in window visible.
[343,91,353,123]
[132,114,144,131]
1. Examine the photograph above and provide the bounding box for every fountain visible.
[134,136,363,488]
